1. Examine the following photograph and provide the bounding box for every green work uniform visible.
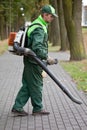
[12,15,48,113]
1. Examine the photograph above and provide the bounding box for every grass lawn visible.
[0,39,8,55]
[60,60,87,92]
[82,27,87,33]
[48,43,60,52]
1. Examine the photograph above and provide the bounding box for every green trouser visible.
[13,62,43,112]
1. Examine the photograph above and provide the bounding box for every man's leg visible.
[27,64,49,115]
[12,69,30,116]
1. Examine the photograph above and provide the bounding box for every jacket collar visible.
[38,15,48,26]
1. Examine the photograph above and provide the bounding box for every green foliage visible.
[60,60,87,91]
[0,0,49,39]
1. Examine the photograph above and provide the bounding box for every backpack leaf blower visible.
[14,42,82,105]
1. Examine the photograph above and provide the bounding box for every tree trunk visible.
[0,16,4,40]
[62,0,86,60]
[57,0,69,51]
[73,0,86,57]
[49,0,60,46]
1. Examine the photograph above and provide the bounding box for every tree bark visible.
[57,0,69,51]
[0,16,4,40]
[49,0,60,46]
[62,0,86,60]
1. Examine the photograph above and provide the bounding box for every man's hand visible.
[47,57,58,65]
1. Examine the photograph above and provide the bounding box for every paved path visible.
[0,51,87,130]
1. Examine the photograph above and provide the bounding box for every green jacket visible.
[24,15,48,64]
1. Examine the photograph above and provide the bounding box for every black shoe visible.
[32,110,50,116]
[11,108,28,116]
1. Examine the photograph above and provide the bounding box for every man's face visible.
[43,13,55,23]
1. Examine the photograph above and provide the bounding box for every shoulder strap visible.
[29,23,42,28]
[27,23,43,37]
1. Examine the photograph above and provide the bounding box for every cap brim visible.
[52,13,58,17]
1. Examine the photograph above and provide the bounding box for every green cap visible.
[41,5,58,17]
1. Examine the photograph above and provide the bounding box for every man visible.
[11,5,58,116]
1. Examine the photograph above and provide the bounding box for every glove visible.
[42,71,47,78]
[47,57,58,65]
